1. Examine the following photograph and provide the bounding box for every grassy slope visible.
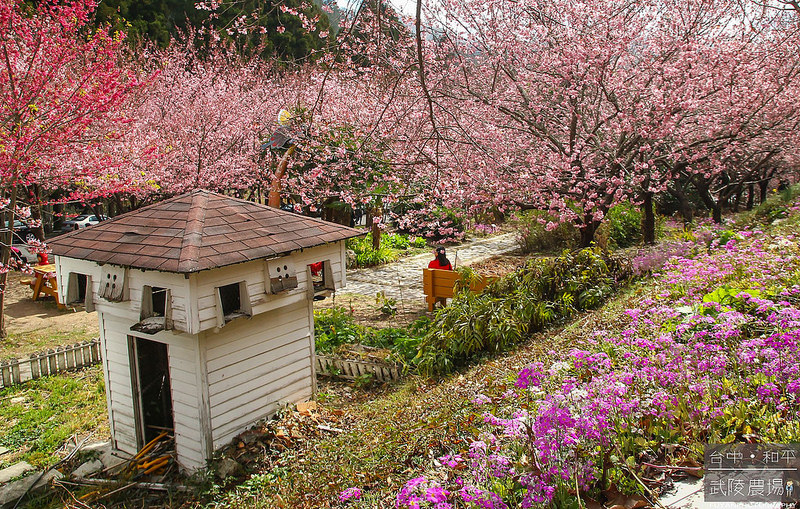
[205,284,646,508]
[0,366,109,470]
[208,206,800,508]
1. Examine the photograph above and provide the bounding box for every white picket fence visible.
[0,340,101,388]
[0,340,401,389]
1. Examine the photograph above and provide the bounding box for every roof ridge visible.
[177,190,209,272]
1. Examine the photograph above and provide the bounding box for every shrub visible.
[313,307,430,366]
[346,232,425,268]
[515,211,578,254]
[601,201,642,248]
[347,234,400,268]
[396,206,466,243]
[314,307,365,353]
[416,248,631,375]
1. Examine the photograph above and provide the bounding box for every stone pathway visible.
[339,232,519,303]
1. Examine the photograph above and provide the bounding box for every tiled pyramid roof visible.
[49,190,363,273]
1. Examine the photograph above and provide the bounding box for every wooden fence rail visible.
[316,355,401,383]
[0,340,101,389]
[1,341,402,389]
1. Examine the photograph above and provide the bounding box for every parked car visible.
[0,219,34,244]
[61,214,107,232]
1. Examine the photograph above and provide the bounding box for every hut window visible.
[131,286,172,335]
[66,272,93,312]
[307,260,334,298]
[216,281,252,325]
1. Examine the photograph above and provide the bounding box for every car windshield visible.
[72,215,90,221]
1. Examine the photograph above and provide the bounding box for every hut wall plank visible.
[192,243,345,333]
[206,328,308,386]
[205,301,314,449]
[211,377,312,448]
[208,345,310,403]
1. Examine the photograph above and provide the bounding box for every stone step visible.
[0,469,63,509]
[0,462,33,485]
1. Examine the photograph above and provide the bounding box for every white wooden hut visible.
[48,190,362,471]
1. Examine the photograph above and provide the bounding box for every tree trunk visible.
[0,186,19,338]
[29,185,45,241]
[91,203,105,221]
[268,146,295,208]
[693,177,722,223]
[667,182,694,225]
[759,180,769,204]
[731,187,742,213]
[370,207,382,251]
[746,184,755,211]
[642,192,655,245]
[53,202,64,232]
[579,215,597,248]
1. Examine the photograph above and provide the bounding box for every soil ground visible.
[0,271,99,361]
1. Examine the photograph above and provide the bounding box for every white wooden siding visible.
[204,300,314,449]
[54,256,191,332]
[191,242,345,333]
[98,314,138,456]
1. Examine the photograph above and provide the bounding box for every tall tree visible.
[0,0,139,336]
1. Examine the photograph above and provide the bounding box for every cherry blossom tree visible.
[0,0,139,336]
[403,0,800,245]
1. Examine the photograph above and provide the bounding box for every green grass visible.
[0,326,97,362]
[0,366,108,469]
[201,283,648,508]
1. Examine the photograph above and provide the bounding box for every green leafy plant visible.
[515,210,578,254]
[314,307,364,353]
[601,202,643,249]
[353,373,375,389]
[416,248,631,375]
[313,307,429,367]
[346,232,425,268]
[375,292,398,317]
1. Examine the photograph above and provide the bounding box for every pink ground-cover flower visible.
[339,487,362,501]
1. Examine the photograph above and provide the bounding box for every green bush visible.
[314,307,365,353]
[601,202,642,248]
[347,234,400,267]
[313,308,429,365]
[754,186,799,222]
[346,232,425,268]
[416,248,630,375]
[515,211,578,254]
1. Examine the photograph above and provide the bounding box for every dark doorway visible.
[129,336,174,445]
[76,274,87,302]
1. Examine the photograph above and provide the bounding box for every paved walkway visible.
[339,232,519,302]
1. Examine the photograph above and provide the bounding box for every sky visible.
[336,0,418,18]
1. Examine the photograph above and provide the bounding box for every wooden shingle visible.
[49,190,363,273]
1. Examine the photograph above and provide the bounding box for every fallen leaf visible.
[297,400,318,416]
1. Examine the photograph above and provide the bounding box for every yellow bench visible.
[422,268,495,311]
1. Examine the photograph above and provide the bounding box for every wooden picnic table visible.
[21,264,61,306]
